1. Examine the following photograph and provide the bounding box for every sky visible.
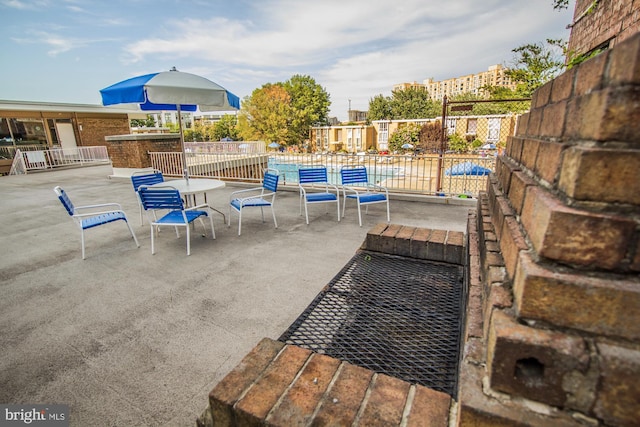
[0,0,574,121]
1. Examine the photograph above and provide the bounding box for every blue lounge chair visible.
[137,185,215,255]
[54,186,140,260]
[340,166,390,227]
[228,169,279,235]
[298,166,340,224]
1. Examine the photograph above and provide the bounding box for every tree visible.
[240,75,330,147]
[212,114,240,141]
[368,88,439,120]
[241,84,292,145]
[552,0,569,10]
[390,87,440,119]
[505,38,566,97]
[388,122,422,152]
[130,115,156,128]
[368,94,392,120]
[418,121,443,153]
[282,74,331,144]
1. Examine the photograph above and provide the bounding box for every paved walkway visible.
[0,165,473,426]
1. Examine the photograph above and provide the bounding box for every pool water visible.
[268,160,401,185]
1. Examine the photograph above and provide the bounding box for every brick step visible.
[200,338,451,427]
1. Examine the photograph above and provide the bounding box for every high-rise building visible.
[394,64,517,101]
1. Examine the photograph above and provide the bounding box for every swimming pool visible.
[267,160,402,185]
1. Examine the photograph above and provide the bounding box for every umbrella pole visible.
[176,104,189,183]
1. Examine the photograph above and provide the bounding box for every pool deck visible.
[0,165,474,426]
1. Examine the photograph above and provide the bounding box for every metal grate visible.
[279,251,465,396]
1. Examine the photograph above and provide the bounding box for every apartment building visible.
[394,64,517,101]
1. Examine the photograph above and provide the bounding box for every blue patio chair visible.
[131,169,164,225]
[137,185,215,255]
[298,166,340,224]
[228,169,279,235]
[53,186,140,260]
[340,166,390,227]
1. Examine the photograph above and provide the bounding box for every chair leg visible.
[186,224,191,256]
[150,224,156,255]
[342,194,347,218]
[271,205,278,229]
[356,199,363,227]
[125,220,140,248]
[80,228,86,260]
[208,215,215,239]
[238,208,242,236]
[304,200,309,225]
[386,199,391,223]
[336,198,341,222]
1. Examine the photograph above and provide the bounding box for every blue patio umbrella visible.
[268,142,280,149]
[445,161,492,176]
[100,67,240,181]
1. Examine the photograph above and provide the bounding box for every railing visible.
[0,144,43,159]
[150,151,496,198]
[10,146,111,174]
[184,140,266,154]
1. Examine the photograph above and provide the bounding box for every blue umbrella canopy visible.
[100,67,240,111]
[445,161,492,176]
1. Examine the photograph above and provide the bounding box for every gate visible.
[435,95,531,191]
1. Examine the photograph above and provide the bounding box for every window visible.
[347,128,353,150]
[466,119,478,135]
[446,118,457,135]
[355,128,362,151]
[378,122,389,150]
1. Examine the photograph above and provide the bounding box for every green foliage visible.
[212,115,240,141]
[241,84,292,144]
[566,47,605,69]
[388,123,422,152]
[130,115,156,128]
[391,87,440,119]
[471,138,484,149]
[505,38,566,97]
[552,0,569,10]
[368,88,439,120]
[241,75,330,147]
[447,133,468,153]
[368,94,392,120]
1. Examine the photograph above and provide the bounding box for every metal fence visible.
[150,151,495,198]
[10,146,111,174]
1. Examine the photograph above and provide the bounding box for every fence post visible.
[436,95,448,192]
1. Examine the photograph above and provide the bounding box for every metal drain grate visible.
[279,250,465,396]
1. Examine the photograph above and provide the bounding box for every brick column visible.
[104,133,181,169]
[458,33,640,426]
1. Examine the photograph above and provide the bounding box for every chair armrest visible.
[75,202,123,211]
[229,187,262,199]
[72,209,126,218]
[185,204,210,211]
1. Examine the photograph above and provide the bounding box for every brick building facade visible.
[567,0,640,58]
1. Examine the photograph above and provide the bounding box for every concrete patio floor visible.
[0,165,474,426]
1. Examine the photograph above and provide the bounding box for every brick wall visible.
[105,135,182,169]
[567,0,640,56]
[75,114,130,147]
[458,32,640,426]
